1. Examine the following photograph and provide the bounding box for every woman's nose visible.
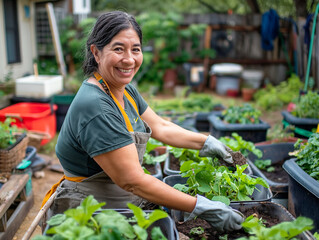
[122,51,135,64]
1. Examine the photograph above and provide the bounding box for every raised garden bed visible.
[207,112,270,143]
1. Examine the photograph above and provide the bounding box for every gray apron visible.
[47,73,152,220]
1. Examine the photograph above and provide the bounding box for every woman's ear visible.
[90,44,100,64]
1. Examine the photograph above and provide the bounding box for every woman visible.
[43,11,244,232]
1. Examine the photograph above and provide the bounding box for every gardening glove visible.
[199,135,233,164]
[185,195,244,232]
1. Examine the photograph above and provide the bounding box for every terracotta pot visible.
[242,88,256,101]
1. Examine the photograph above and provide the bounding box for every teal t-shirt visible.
[55,81,148,177]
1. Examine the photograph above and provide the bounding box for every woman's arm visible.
[141,106,208,149]
[94,143,197,212]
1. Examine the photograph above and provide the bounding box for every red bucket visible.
[0,102,58,145]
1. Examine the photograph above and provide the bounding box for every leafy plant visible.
[0,118,19,149]
[222,104,262,124]
[219,133,263,158]
[292,91,319,119]
[254,74,302,111]
[189,226,205,236]
[254,159,275,172]
[292,133,319,181]
[237,214,313,240]
[143,138,168,165]
[32,195,168,240]
[174,157,269,206]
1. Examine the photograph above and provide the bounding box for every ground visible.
[12,91,286,240]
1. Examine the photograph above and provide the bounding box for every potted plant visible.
[0,118,28,174]
[208,104,271,143]
[164,133,258,176]
[163,158,272,222]
[35,195,178,240]
[282,91,319,138]
[176,202,315,240]
[283,133,319,233]
[241,82,257,102]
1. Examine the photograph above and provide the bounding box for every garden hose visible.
[282,119,314,138]
[304,3,319,92]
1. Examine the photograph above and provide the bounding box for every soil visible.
[259,160,289,183]
[177,206,280,240]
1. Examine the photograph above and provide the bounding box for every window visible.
[3,0,21,64]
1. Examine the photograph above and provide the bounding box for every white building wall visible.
[0,0,37,81]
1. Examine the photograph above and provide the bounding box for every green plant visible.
[143,138,168,165]
[222,104,262,124]
[292,91,319,119]
[219,133,263,158]
[292,133,319,181]
[136,12,207,89]
[254,74,302,111]
[174,158,269,206]
[0,118,19,149]
[189,226,205,236]
[32,195,168,240]
[237,214,313,240]
[254,159,275,172]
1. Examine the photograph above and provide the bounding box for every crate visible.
[15,75,63,98]
[0,174,34,240]
[0,103,57,145]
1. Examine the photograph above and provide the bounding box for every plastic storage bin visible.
[210,63,243,95]
[15,75,63,98]
[0,102,58,145]
[283,158,319,233]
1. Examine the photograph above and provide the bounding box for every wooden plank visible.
[0,193,34,240]
[46,3,67,78]
[0,174,29,218]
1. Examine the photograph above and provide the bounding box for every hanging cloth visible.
[261,9,280,51]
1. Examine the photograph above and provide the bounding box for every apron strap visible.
[41,175,86,208]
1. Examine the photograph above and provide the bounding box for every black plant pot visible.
[44,210,179,239]
[283,158,319,233]
[247,142,295,207]
[207,112,270,143]
[163,174,273,221]
[281,111,319,138]
[230,202,315,240]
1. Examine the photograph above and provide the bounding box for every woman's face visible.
[92,28,143,88]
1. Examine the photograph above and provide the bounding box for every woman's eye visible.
[114,47,123,52]
[133,48,141,52]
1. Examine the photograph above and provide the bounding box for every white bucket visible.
[242,70,264,89]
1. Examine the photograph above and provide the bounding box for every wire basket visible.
[0,133,28,173]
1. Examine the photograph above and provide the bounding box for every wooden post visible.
[46,3,67,78]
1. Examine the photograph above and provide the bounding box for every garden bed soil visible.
[143,163,156,175]
[176,206,281,240]
[258,160,289,183]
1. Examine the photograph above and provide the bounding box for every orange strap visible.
[94,72,143,132]
[41,175,86,208]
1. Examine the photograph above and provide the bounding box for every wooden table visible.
[0,174,34,240]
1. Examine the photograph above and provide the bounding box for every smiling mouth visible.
[118,68,133,73]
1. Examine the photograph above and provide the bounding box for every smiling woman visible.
[40,10,244,234]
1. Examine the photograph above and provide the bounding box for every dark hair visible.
[82,11,143,76]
